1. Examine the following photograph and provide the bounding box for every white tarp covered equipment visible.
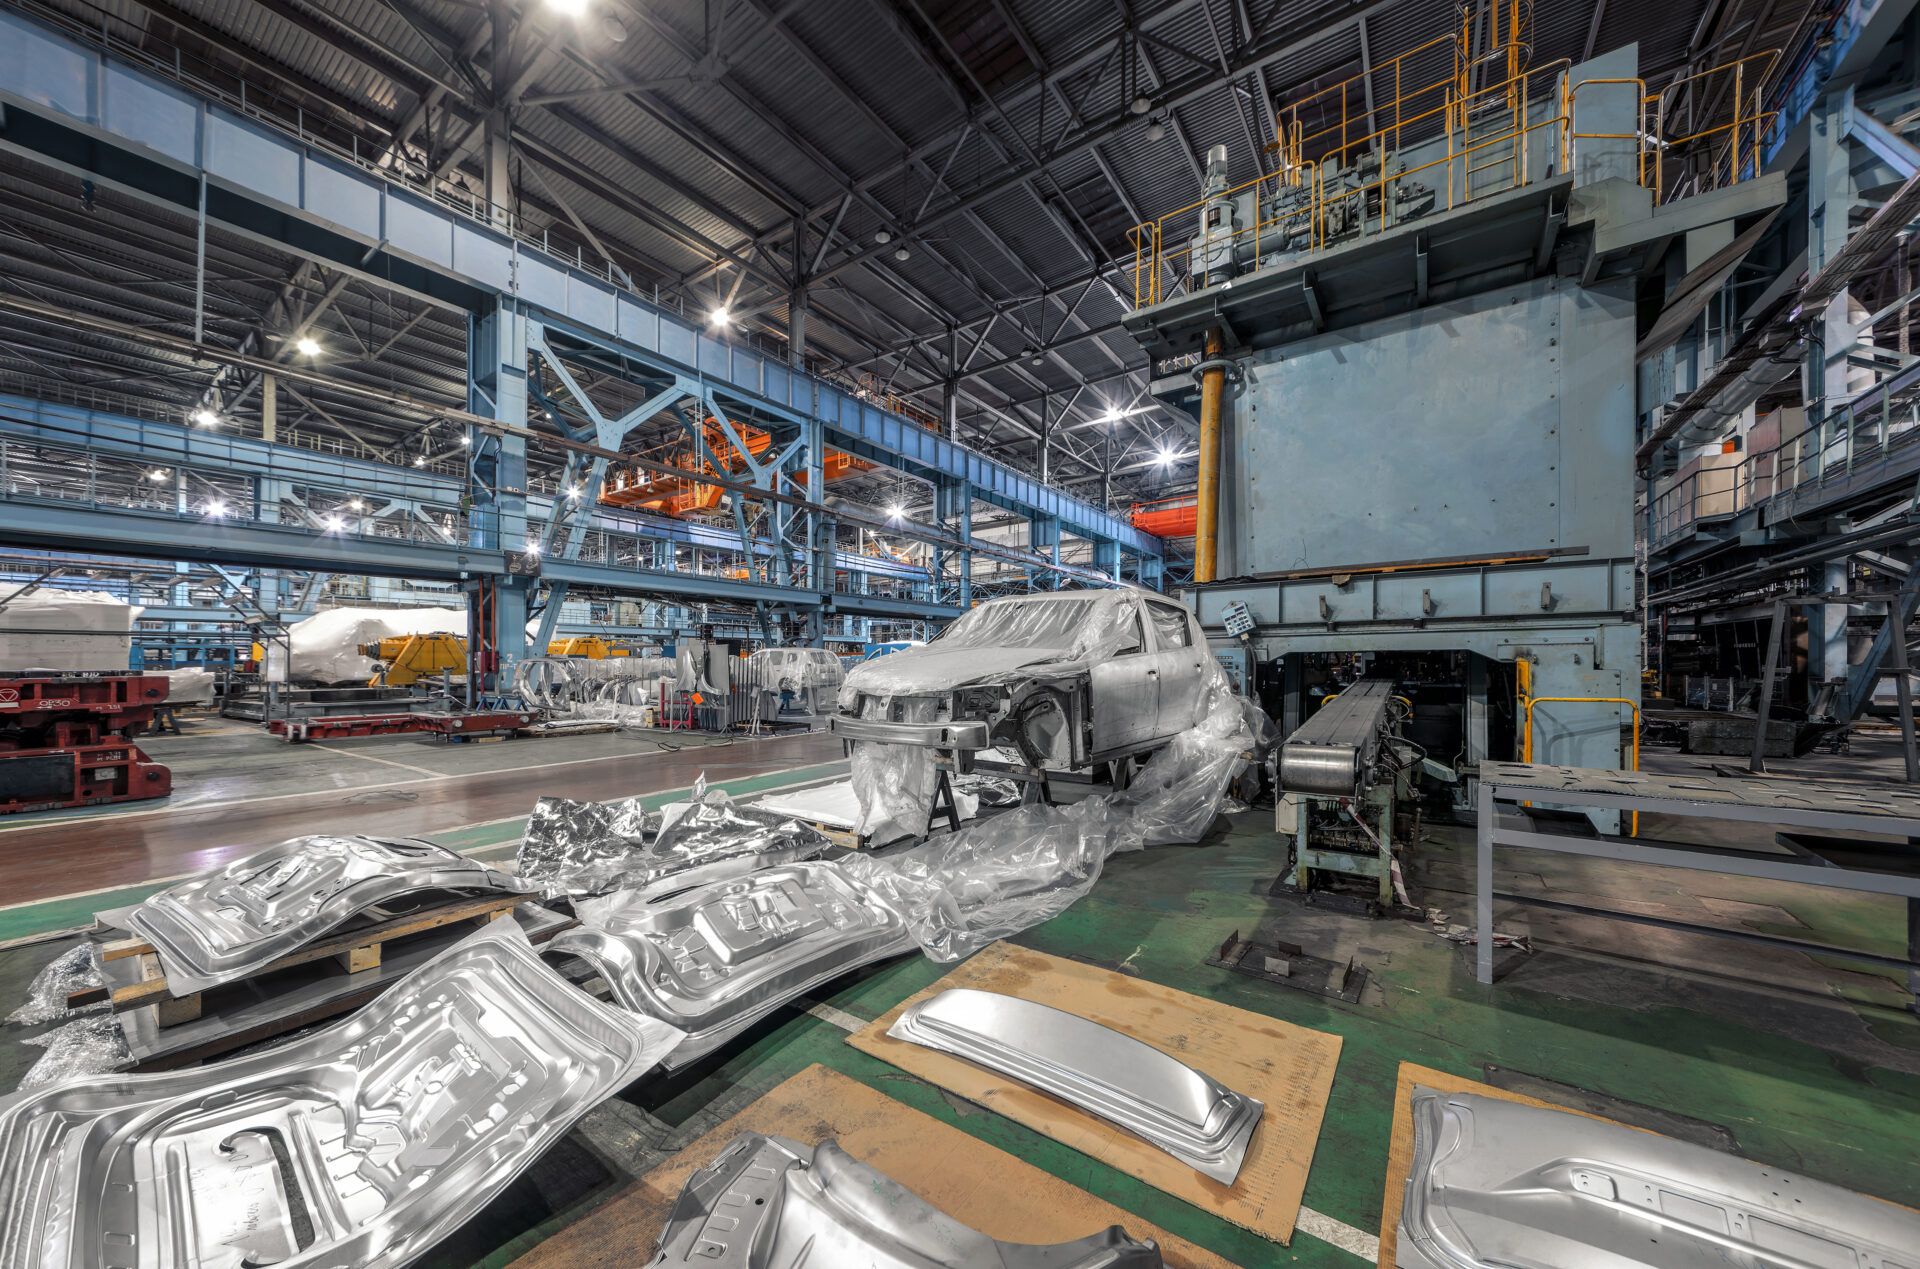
[282,606,466,684]
[0,589,142,672]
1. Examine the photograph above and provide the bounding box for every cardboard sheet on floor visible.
[844,941,1342,1246]
[1376,1063,1625,1269]
[506,1063,1237,1269]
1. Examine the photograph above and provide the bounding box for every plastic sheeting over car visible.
[279,605,466,684]
[513,650,705,728]
[842,665,1261,961]
[746,647,845,694]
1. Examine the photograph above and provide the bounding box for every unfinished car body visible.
[551,862,913,1069]
[1397,1087,1920,1269]
[829,589,1212,771]
[887,988,1262,1184]
[97,834,533,995]
[649,1132,1163,1268]
[0,921,683,1269]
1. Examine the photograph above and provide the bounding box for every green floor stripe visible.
[0,759,851,945]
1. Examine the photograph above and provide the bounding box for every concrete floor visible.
[1,720,1917,1265]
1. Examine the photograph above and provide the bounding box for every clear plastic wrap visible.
[17,1013,132,1090]
[850,696,942,843]
[516,787,832,899]
[513,655,688,727]
[839,663,1259,959]
[746,647,845,694]
[6,944,106,1027]
[840,797,1140,961]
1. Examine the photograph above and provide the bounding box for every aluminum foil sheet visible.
[517,790,832,900]
[96,834,532,997]
[651,1132,1164,1267]
[16,1013,132,1090]
[554,862,913,1069]
[0,921,683,1269]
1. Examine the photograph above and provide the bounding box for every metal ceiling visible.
[0,0,1821,516]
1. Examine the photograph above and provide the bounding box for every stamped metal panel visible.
[1230,276,1635,578]
[0,921,682,1269]
[100,834,532,996]
[1397,1088,1920,1269]
[657,1133,1165,1268]
[553,862,912,1068]
[888,988,1263,1184]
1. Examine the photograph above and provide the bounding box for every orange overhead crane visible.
[599,417,872,517]
[1130,494,1198,538]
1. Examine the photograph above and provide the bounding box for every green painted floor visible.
[6,762,1920,1266]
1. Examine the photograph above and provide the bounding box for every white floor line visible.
[798,1000,868,1032]
[306,743,444,777]
[0,766,853,914]
[0,739,844,835]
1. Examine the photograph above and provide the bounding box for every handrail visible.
[1522,694,1641,834]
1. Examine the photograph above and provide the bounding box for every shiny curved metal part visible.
[0,921,683,1269]
[517,794,829,900]
[553,862,913,1069]
[886,988,1262,1185]
[649,1132,1163,1268]
[1397,1087,1920,1269]
[98,834,532,996]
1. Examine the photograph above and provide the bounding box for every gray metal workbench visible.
[1475,762,1920,1002]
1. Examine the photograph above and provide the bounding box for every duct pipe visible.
[1196,327,1226,583]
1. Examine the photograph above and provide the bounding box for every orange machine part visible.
[599,418,872,517]
[1130,495,1198,538]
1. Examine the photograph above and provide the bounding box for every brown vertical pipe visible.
[1196,327,1226,583]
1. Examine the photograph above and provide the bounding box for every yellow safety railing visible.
[1128,5,1779,307]
[1521,694,1641,835]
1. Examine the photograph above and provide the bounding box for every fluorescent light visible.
[708,306,731,327]
[295,336,321,356]
[192,409,218,427]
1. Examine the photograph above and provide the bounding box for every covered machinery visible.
[0,671,172,813]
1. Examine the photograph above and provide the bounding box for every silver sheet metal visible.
[886,988,1263,1185]
[1278,679,1395,796]
[650,1132,1163,1268]
[516,793,830,900]
[553,862,912,1069]
[0,921,683,1269]
[97,835,532,997]
[1397,1087,1920,1269]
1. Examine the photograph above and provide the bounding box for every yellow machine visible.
[359,633,468,687]
[545,637,629,658]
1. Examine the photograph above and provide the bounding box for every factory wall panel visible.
[1228,274,1634,576]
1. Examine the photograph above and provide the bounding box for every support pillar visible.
[261,372,276,443]
[468,301,531,690]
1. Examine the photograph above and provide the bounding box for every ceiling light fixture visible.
[348,499,364,512]
[413,456,426,467]
[524,540,542,556]
[192,409,218,427]
[1146,118,1166,142]
[1155,445,1176,467]
[205,500,228,517]
[148,468,169,481]
[1131,95,1151,115]
[322,514,343,531]
[295,336,321,356]
[460,435,472,446]
[708,306,731,327]
[886,503,905,519]
[893,246,911,262]
[545,0,587,16]
[874,229,892,244]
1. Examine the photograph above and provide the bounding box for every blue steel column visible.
[468,301,532,688]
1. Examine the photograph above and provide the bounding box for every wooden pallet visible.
[75,892,529,1026]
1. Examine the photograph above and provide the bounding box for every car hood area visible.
[843,643,1081,697]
